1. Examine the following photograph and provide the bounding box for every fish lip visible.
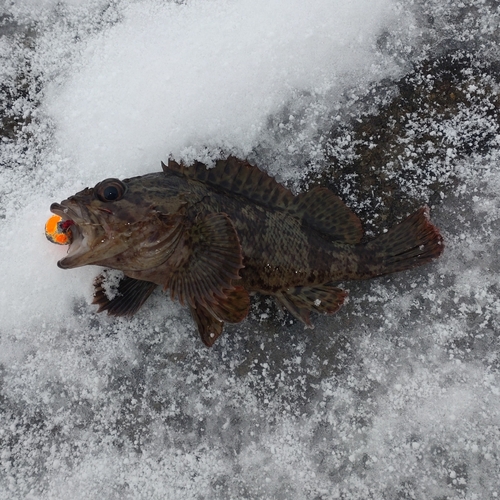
[50,201,83,222]
[50,201,93,269]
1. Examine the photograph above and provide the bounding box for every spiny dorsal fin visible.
[163,156,295,210]
[163,156,363,243]
[293,187,363,244]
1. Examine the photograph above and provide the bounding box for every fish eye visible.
[95,179,127,202]
[103,185,119,200]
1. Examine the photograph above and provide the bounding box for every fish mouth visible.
[50,201,99,269]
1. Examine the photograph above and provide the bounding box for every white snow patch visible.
[44,0,399,181]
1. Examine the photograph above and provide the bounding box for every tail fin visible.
[363,206,444,277]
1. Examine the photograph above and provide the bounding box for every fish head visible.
[50,175,186,271]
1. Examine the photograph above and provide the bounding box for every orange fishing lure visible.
[45,214,73,245]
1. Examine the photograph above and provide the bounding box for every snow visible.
[1,0,500,499]
[43,0,400,180]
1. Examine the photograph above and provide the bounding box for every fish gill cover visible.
[0,0,499,499]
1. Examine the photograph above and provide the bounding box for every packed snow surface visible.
[1,0,499,498]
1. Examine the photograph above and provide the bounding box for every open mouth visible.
[50,202,81,240]
[50,202,90,269]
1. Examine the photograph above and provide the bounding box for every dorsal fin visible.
[293,187,363,244]
[162,156,363,243]
[163,156,295,210]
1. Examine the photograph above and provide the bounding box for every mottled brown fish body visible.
[50,156,443,346]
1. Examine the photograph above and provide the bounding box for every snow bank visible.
[45,0,399,180]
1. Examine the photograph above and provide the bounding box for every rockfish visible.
[50,156,443,346]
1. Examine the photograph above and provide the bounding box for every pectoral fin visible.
[167,213,244,309]
[93,273,157,316]
[276,284,347,326]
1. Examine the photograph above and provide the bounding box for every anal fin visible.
[276,283,347,327]
[93,273,157,317]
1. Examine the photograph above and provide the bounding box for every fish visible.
[50,156,444,346]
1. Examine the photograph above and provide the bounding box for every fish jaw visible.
[50,200,128,269]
